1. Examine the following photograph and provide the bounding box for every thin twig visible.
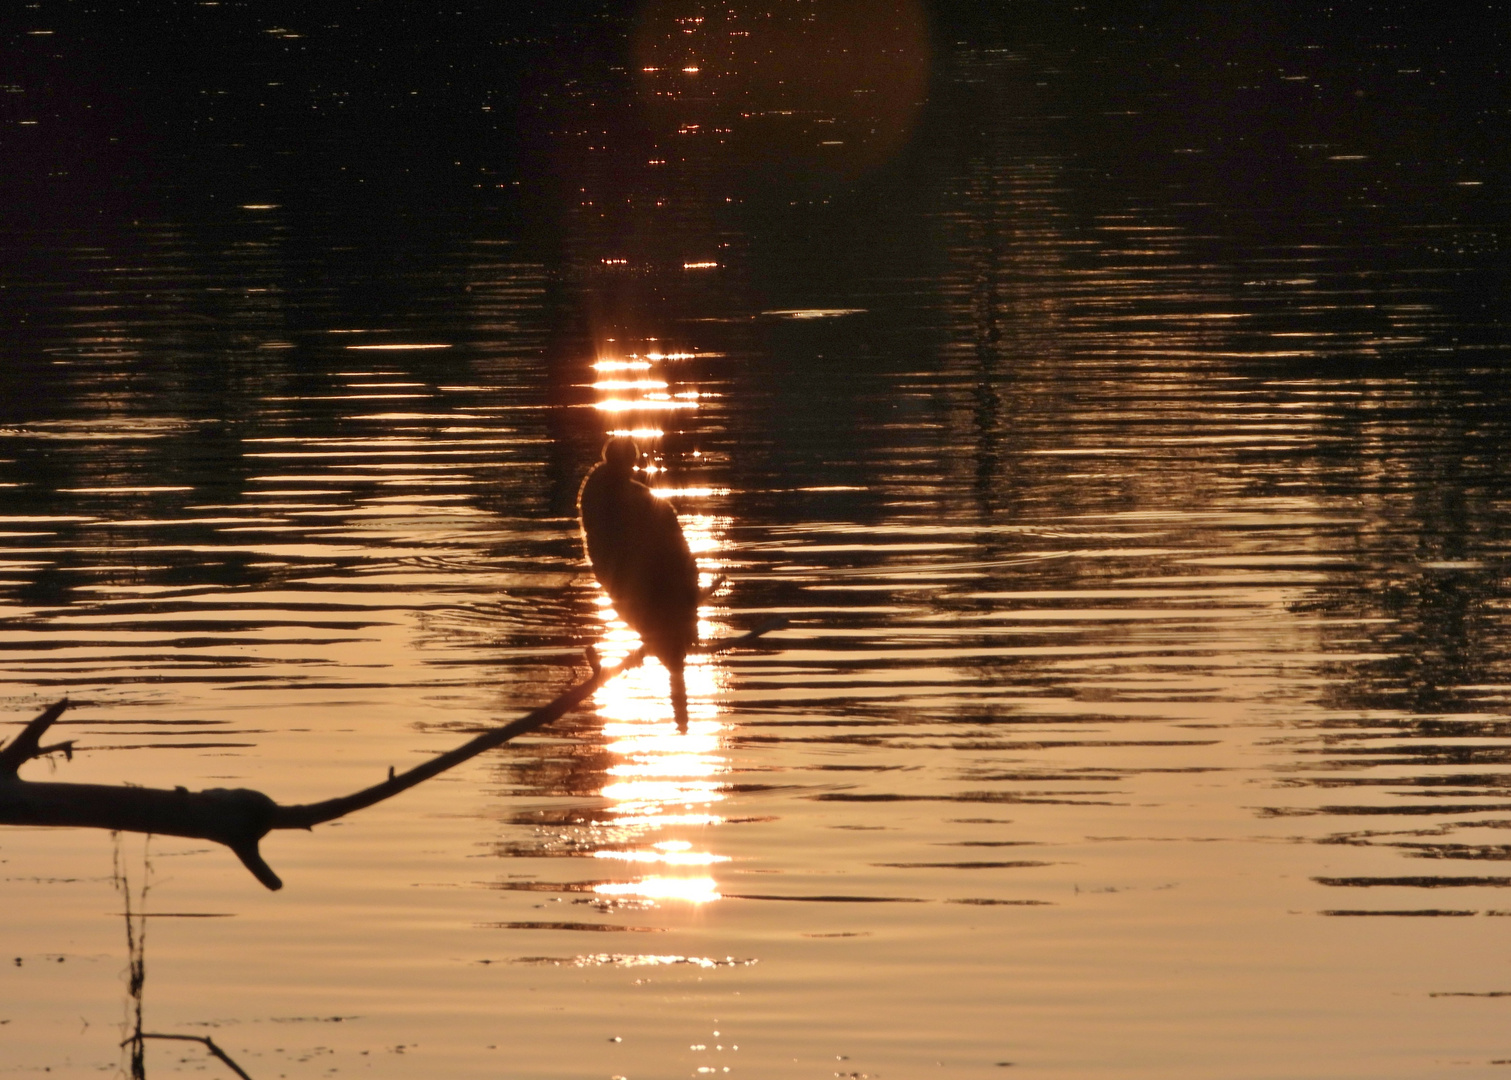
[114,836,150,1079]
[125,1033,255,1080]
[272,615,788,830]
[270,642,651,830]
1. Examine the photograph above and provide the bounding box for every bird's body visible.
[578,437,700,729]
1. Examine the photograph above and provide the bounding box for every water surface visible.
[3,6,1511,1078]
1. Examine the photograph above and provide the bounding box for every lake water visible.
[3,5,1511,1078]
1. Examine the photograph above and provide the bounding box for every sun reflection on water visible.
[593,396,699,412]
[586,618,730,903]
[583,340,731,905]
[593,876,722,903]
[594,841,730,867]
[592,379,669,391]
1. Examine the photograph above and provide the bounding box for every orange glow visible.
[579,429,733,905]
[593,398,699,412]
[650,486,728,500]
[593,359,654,371]
[592,379,669,391]
[593,847,729,866]
[592,877,721,903]
[677,512,729,560]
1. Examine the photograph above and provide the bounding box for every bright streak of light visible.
[678,512,731,557]
[761,308,866,319]
[593,849,730,866]
[604,721,719,749]
[608,427,665,439]
[593,360,654,371]
[593,877,721,903]
[558,954,738,969]
[599,779,724,803]
[593,399,699,412]
[651,486,729,499]
[605,754,721,778]
[593,380,669,391]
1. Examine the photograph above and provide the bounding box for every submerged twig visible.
[125,1034,255,1080]
[114,836,151,1080]
[0,617,786,890]
[114,836,254,1078]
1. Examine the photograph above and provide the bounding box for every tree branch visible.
[0,618,786,890]
[278,615,786,829]
[0,699,70,775]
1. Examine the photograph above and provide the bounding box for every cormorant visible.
[578,436,700,730]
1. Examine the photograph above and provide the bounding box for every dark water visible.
[3,4,1511,1077]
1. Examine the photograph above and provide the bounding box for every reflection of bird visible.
[578,436,700,730]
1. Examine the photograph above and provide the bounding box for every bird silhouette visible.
[578,436,701,730]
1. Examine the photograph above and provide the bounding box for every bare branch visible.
[0,618,787,890]
[275,615,786,830]
[272,642,649,830]
[36,740,74,762]
[1,781,283,887]
[0,699,70,775]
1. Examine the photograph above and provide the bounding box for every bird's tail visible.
[669,664,689,734]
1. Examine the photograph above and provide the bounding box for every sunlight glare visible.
[593,877,721,903]
[581,336,735,904]
[592,398,699,412]
[592,848,730,866]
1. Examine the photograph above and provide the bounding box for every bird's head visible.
[601,436,641,473]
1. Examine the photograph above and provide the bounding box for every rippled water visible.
[4,8,1511,1079]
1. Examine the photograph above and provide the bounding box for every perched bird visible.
[578,436,701,730]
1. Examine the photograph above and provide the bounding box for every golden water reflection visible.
[589,349,705,414]
[583,340,732,905]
